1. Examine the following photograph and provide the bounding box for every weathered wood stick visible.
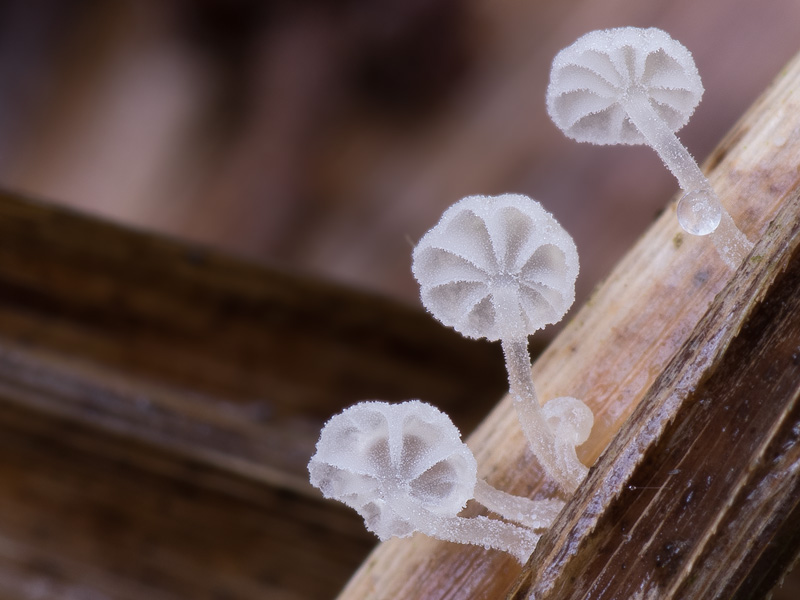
[510,188,800,599]
[336,47,800,600]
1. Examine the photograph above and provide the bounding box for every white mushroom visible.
[308,400,563,563]
[412,194,577,343]
[412,194,589,492]
[542,396,594,482]
[547,27,752,268]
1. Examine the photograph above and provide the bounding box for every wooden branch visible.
[336,48,800,599]
[510,188,800,599]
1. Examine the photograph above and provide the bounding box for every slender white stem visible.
[473,479,564,530]
[711,209,752,270]
[622,92,753,267]
[414,511,540,564]
[492,286,526,342]
[501,337,588,493]
[623,92,709,193]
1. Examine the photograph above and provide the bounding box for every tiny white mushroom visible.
[308,400,563,563]
[412,194,589,492]
[542,396,594,482]
[547,26,752,268]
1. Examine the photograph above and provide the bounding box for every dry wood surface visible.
[510,188,800,600]
[336,45,800,600]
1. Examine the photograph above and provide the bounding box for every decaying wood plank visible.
[0,192,507,495]
[336,48,800,600]
[509,189,800,599]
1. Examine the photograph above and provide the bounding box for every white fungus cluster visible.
[309,195,588,561]
[309,25,751,564]
[411,194,578,343]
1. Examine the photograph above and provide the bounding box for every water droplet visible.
[677,189,721,236]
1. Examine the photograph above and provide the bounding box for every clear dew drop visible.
[676,188,722,236]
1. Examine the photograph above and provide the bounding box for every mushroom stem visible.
[411,510,540,564]
[710,210,753,270]
[473,478,564,530]
[492,286,527,342]
[622,92,753,268]
[501,337,587,493]
[623,93,709,194]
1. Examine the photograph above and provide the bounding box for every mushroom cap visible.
[546,27,704,145]
[412,194,579,342]
[542,396,594,446]
[308,400,477,541]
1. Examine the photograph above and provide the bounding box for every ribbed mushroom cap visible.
[547,27,703,145]
[412,194,578,342]
[308,400,477,541]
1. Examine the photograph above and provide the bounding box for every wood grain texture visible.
[336,47,800,600]
[510,189,800,599]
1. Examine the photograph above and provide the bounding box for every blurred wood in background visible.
[0,0,798,311]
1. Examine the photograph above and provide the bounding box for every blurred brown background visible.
[1,0,798,314]
[0,0,799,598]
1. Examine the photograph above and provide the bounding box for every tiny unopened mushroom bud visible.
[547,26,752,268]
[309,400,560,563]
[542,396,593,447]
[412,194,590,492]
[542,396,594,485]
